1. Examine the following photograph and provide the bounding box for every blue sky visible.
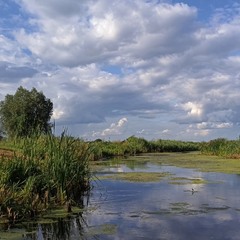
[1,0,240,141]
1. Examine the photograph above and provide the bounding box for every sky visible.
[1,0,240,141]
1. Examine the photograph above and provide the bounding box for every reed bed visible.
[0,132,91,221]
[200,138,240,158]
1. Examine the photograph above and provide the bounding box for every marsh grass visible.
[99,172,172,182]
[0,131,92,221]
[201,138,240,158]
[126,152,240,174]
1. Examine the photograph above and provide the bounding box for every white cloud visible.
[92,118,128,138]
[137,129,145,134]
[194,130,210,137]
[182,102,203,117]
[1,1,240,140]
[0,34,33,65]
[197,122,233,130]
[14,1,197,67]
[185,126,211,137]
[162,129,170,134]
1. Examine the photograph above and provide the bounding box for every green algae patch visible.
[0,231,26,240]
[100,172,172,182]
[87,224,117,236]
[92,152,240,175]
[90,157,149,173]
[130,152,240,174]
[168,177,208,185]
[90,160,111,172]
[43,206,84,219]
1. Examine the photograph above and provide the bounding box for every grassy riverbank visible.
[0,134,239,222]
[0,132,91,222]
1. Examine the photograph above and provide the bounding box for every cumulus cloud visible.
[15,1,197,67]
[182,102,203,117]
[92,117,128,138]
[1,1,240,140]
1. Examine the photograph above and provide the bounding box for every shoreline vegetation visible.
[0,134,239,223]
[0,132,91,224]
[200,138,240,158]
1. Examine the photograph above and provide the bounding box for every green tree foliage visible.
[0,122,4,139]
[0,86,53,138]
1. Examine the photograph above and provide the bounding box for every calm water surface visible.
[1,155,240,240]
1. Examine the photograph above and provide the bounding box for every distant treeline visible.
[88,136,200,160]
[200,138,240,158]
[2,135,240,160]
[89,136,240,160]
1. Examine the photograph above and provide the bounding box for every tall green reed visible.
[201,138,240,158]
[0,131,91,220]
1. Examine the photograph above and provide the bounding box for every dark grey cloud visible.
[54,80,172,125]
[0,61,37,82]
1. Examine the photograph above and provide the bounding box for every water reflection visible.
[85,177,240,240]
[85,159,240,240]
[22,214,86,240]
[46,217,85,239]
[1,156,240,240]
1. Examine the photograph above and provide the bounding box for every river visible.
[1,153,240,239]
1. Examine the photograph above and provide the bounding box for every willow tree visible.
[0,86,53,138]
